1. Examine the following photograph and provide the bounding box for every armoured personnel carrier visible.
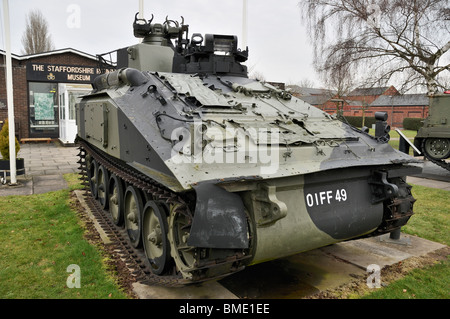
[414,93,450,171]
[76,14,422,284]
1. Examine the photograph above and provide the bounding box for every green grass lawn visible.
[404,185,450,246]
[367,128,418,139]
[0,175,129,299]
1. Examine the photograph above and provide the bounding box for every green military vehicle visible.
[76,14,422,285]
[414,93,450,171]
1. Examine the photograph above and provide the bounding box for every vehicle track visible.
[77,141,250,287]
[80,188,188,287]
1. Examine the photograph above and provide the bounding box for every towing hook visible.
[368,171,399,204]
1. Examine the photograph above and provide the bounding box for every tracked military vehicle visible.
[414,92,450,171]
[76,14,422,285]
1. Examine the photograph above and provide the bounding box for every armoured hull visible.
[75,14,422,283]
[77,68,421,276]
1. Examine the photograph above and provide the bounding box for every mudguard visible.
[187,182,249,249]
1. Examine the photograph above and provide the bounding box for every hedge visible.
[342,116,377,128]
[403,118,424,131]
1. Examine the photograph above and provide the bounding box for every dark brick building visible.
[292,85,429,128]
[367,94,429,128]
[0,48,114,143]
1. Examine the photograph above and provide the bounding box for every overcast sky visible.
[0,0,320,86]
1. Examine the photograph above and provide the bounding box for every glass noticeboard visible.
[34,93,55,120]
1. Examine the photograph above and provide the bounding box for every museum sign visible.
[26,62,115,84]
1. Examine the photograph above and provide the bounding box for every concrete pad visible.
[284,249,366,292]
[0,179,33,196]
[320,238,413,269]
[218,248,366,299]
[320,234,446,270]
[32,175,68,194]
[133,281,239,299]
[407,176,450,191]
[44,169,71,175]
[217,233,447,299]
[413,159,450,182]
[25,162,44,167]
[375,233,446,258]
[33,174,65,183]
[26,170,46,177]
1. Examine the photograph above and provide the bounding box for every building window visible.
[29,82,59,138]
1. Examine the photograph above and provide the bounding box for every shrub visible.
[0,120,20,160]
[403,118,424,131]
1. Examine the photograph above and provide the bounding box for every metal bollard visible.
[398,135,410,154]
[389,228,401,240]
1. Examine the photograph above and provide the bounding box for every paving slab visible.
[219,248,366,299]
[32,175,68,194]
[1,142,79,195]
[376,233,447,258]
[0,174,69,195]
[413,158,450,182]
[407,176,450,191]
[0,178,33,196]
[133,281,239,299]
[217,234,446,299]
[321,236,414,269]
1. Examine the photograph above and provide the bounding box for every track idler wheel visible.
[168,203,197,280]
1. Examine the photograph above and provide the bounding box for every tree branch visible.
[300,0,450,95]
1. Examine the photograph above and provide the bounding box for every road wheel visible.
[97,165,109,209]
[142,201,171,275]
[108,174,124,226]
[124,185,143,248]
[424,138,450,160]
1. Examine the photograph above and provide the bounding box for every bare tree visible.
[21,9,55,55]
[249,70,266,82]
[295,78,317,88]
[320,57,355,98]
[299,0,450,95]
